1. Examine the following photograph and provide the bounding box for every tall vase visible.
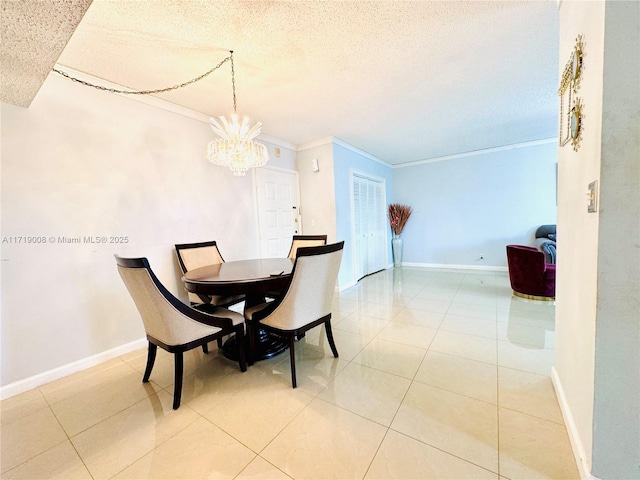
[392,234,403,267]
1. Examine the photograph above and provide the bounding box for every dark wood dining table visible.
[182,258,294,362]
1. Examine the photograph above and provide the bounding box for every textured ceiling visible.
[0,0,92,107]
[2,0,560,165]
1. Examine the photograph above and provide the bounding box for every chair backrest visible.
[175,241,225,274]
[506,245,547,291]
[115,255,230,346]
[265,242,344,330]
[287,235,328,259]
[175,241,226,304]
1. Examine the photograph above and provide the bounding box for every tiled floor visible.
[1,267,579,479]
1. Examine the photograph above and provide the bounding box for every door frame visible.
[349,168,388,282]
[252,165,302,258]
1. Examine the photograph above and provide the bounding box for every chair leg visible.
[217,337,223,348]
[173,352,184,410]
[247,321,256,366]
[288,335,297,388]
[236,330,247,372]
[142,342,157,382]
[202,342,209,354]
[325,320,339,358]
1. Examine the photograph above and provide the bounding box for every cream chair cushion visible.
[118,266,243,346]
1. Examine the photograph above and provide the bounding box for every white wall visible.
[554,2,604,476]
[295,141,337,241]
[592,3,640,476]
[392,141,558,268]
[0,73,294,390]
[555,2,640,478]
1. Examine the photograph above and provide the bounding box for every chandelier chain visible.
[52,53,233,96]
[230,51,237,112]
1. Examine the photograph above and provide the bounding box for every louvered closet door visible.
[353,174,386,281]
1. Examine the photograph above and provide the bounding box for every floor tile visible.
[0,406,68,473]
[357,302,404,320]
[352,338,426,379]
[71,390,200,479]
[497,320,555,349]
[430,330,497,364]
[236,456,292,479]
[497,341,554,376]
[300,325,370,362]
[1,441,92,479]
[375,321,437,349]
[440,314,497,339]
[498,367,563,424]
[261,398,387,479]
[123,347,224,389]
[391,382,499,473]
[318,362,411,426]
[49,368,163,436]
[112,417,255,479]
[39,358,133,405]
[1,388,48,427]
[0,267,578,480]
[406,297,452,314]
[334,313,390,339]
[391,307,444,329]
[365,430,499,479]
[447,302,497,321]
[413,287,458,302]
[202,369,314,452]
[264,345,349,395]
[415,350,497,404]
[499,408,579,479]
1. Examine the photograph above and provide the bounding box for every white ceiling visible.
[2,0,560,165]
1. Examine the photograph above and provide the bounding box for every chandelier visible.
[207,51,269,176]
[53,50,267,176]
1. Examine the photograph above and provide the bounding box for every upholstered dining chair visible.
[175,241,245,310]
[506,245,556,300]
[115,255,247,409]
[244,241,344,388]
[287,235,328,259]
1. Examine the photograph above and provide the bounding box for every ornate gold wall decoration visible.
[558,34,585,151]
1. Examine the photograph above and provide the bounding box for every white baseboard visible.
[551,366,601,480]
[402,262,508,272]
[0,337,147,401]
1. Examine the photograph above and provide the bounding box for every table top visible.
[182,258,294,297]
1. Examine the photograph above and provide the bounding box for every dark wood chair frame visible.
[248,242,343,387]
[115,255,247,409]
[175,240,246,310]
[287,234,328,258]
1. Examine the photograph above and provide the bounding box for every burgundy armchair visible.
[506,245,556,300]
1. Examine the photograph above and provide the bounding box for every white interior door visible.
[352,173,387,280]
[256,168,300,258]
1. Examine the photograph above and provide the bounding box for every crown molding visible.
[297,136,392,168]
[394,137,558,168]
[50,65,296,151]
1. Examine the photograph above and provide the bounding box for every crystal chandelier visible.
[207,51,269,176]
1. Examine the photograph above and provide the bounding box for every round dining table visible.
[182,258,294,362]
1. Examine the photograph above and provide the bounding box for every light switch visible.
[587,180,598,213]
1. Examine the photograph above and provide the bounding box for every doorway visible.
[255,167,301,258]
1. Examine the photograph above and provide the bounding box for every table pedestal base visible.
[222,329,288,362]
